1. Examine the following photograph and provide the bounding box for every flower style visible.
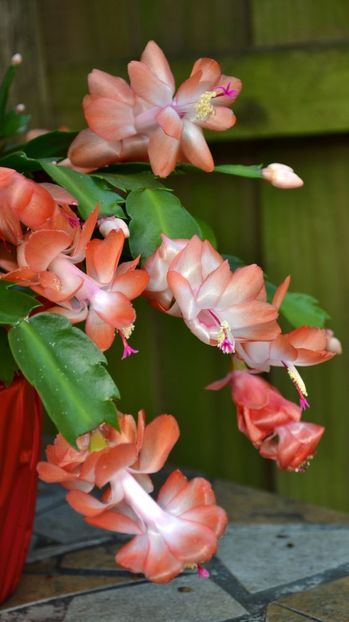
[69,40,241,176]
[38,411,227,583]
[145,235,280,353]
[207,370,324,471]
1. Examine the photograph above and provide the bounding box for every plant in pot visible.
[0,44,340,601]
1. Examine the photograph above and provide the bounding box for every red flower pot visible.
[0,377,42,604]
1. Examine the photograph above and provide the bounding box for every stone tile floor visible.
[1,478,349,621]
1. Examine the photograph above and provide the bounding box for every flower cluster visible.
[37,411,227,583]
[1,40,339,588]
[0,168,148,355]
[143,235,339,470]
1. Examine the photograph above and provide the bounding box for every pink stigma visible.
[216,82,238,98]
[299,396,310,411]
[197,563,210,579]
[219,338,235,354]
[66,215,80,228]
[119,331,139,360]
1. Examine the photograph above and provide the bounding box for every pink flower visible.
[0,168,56,245]
[69,41,241,176]
[1,202,148,353]
[49,229,149,353]
[259,422,325,471]
[160,236,280,351]
[262,163,304,189]
[38,412,227,583]
[207,371,301,447]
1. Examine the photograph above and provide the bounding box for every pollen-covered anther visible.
[293,455,314,473]
[285,364,309,409]
[195,90,217,121]
[121,323,135,340]
[217,321,235,354]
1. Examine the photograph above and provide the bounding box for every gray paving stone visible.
[0,602,67,621]
[218,524,349,593]
[33,500,107,544]
[64,576,248,622]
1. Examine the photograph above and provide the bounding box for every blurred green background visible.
[1,0,349,511]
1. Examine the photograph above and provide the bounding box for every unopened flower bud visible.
[11,53,22,66]
[262,163,304,189]
[325,329,342,354]
[98,216,130,238]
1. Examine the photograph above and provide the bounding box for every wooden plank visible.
[252,0,349,46]
[0,0,52,127]
[261,137,349,511]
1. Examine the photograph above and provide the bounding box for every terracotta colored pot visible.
[0,377,42,604]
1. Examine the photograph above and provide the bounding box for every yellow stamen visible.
[89,429,108,453]
[216,320,235,353]
[195,90,217,121]
[121,323,135,340]
[287,365,308,397]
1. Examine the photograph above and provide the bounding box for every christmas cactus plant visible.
[0,42,340,585]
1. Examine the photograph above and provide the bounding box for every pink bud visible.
[262,163,303,189]
[11,53,22,66]
[325,329,342,354]
[98,216,130,238]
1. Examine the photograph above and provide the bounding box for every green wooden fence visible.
[1,0,349,511]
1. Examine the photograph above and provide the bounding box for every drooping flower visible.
[144,235,280,352]
[38,411,227,583]
[259,421,325,472]
[208,370,301,447]
[69,41,241,176]
[207,370,324,471]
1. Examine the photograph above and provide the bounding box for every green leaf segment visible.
[8,314,120,446]
[41,162,124,219]
[126,188,201,259]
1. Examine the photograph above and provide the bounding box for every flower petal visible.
[138,415,180,473]
[181,121,214,172]
[84,95,136,141]
[128,60,173,106]
[141,41,175,92]
[88,69,134,104]
[148,128,180,177]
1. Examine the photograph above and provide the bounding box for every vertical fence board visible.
[261,138,349,510]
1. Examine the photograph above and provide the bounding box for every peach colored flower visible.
[163,236,280,351]
[208,371,301,447]
[259,421,324,471]
[69,41,241,176]
[38,412,227,583]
